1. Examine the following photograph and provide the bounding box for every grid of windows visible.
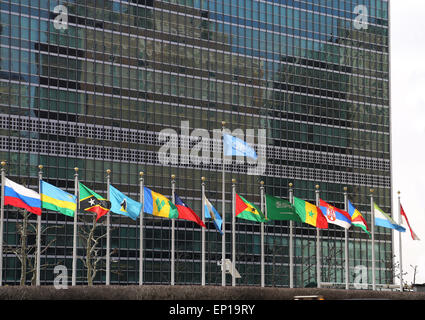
[0,0,392,287]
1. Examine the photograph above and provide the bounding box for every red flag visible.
[235,193,248,215]
[400,204,420,240]
[174,195,206,228]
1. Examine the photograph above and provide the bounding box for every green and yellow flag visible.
[293,196,328,229]
[235,193,267,223]
[143,187,178,219]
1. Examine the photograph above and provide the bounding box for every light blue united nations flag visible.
[223,133,258,160]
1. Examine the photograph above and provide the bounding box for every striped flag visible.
[374,203,406,232]
[293,196,328,229]
[40,180,76,217]
[4,178,41,215]
[319,199,352,229]
[204,197,223,234]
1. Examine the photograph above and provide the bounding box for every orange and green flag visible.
[235,193,267,223]
[293,196,328,229]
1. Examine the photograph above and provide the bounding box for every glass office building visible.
[0,0,391,287]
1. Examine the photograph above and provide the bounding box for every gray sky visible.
[391,0,425,285]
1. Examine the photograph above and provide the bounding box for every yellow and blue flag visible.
[143,187,178,219]
[109,185,142,220]
[40,180,76,217]
[347,200,370,236]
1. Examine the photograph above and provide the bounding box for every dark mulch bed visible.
[0,285,424,300]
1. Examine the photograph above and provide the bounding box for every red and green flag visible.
[79,182,111,221]
[293,196,328,229]
[235,193,267,223]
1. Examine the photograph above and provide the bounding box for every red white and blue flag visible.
[319,199,351,229]
[174,194,206,228]
[4,178,41,215]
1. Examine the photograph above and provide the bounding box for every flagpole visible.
[344,186,349,290]
[201,176,206,286]
[106,169,111,285]
[139,171,144,286]
[36,165,43,286]
[398,191,403,291]
[72,167,79,286]
[221,120,226,287]
[289,182,294,288]
[370,188,376,291]
[171,174,176,286]
[231,178,236,287]
[0,161,6,287]
[315,184,321,288]
[260,180,265,288]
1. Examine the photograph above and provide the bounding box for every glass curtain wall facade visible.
[0,0,391,287]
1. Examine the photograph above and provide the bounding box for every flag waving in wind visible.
[175,195,206,228]
[204,197,223,234]
[319,199,351,229]
[293,196,328,229]
[265,194,301,222]
[4,178,41,215]
[109,185,142,221]
[347,200,370,236]
[374,203,405,232]
[400,204,420,240]
[79,182,111,221]
[223,133,257,159]
[143,187,178,219]
[40,180,76,217]
[235,193,267,223]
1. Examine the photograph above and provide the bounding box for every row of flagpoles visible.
[0,122,421,289]
[0,160,420,289]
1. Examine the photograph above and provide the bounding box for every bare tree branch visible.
[6,208,65,285]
